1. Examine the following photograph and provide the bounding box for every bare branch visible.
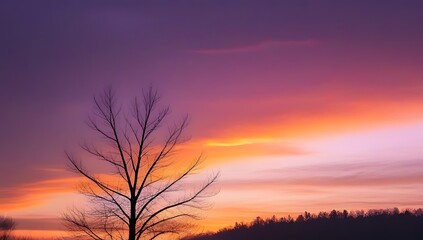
[64,87,218,240]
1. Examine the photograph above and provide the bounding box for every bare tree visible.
[0,216,15,240]
[64,88,218,240]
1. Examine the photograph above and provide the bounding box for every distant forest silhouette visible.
[186,208,423,240]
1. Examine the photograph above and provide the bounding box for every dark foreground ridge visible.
[186,208,423,240]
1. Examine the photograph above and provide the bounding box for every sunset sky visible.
[1,0,423,238]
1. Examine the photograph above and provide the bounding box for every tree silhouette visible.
[0,216,15,240]
[64,88,218,240]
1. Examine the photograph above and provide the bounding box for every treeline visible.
[187,208,423,240]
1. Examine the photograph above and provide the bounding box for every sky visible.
[1,0,423,238]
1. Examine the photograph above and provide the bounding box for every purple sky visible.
[1,0,423,237]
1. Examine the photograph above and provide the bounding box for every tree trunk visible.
[129,199,137,240]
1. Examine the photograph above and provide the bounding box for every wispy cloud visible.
[15,217,64,230]
[179,139,308,165]
[0,177,81,211]
[221,173,423,190]
[205,137,273,147]
[193,39,318,54]
[221,159,423,189]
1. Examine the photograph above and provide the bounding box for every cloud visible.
[178,139,309,166]
[205,137,273,147]
[220,159,423,190]
[193,97,423,147]
[221,173,423,191]
[15,217,64,231]
[193,39,318,54]
[0,177,81,211]
[204,158,423,228]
